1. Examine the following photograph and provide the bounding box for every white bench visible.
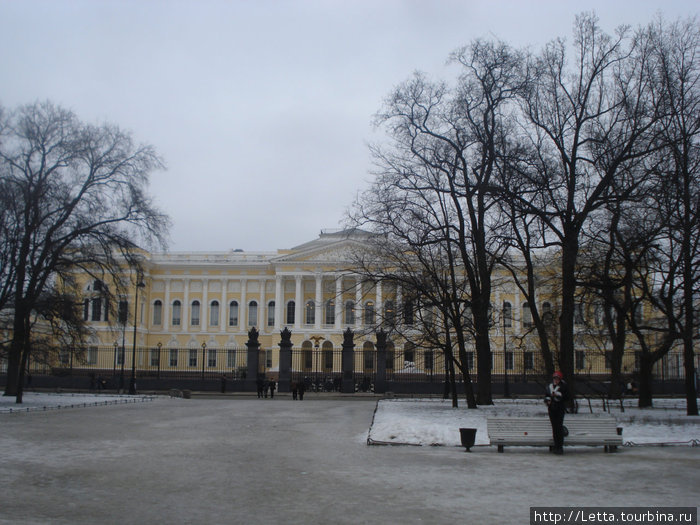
[487,416,622,453]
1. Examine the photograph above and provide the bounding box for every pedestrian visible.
[97,375,104,391]
[221,374,227,394]
[545,370,570,455]
[269,380,276,399]
[291,381,298,400]
[256,377,264,398]
[263,379,269,398]
[298,380,305,400]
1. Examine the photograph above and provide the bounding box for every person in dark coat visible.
[269,380,276,399]
[256,377,264,398]
[291,381,298,400]
[545,370,570,455]
[298,380,306,400]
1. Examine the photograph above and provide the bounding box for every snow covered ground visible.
[2,392,698,448]
[368,397,700,447]
[0,392,155,413]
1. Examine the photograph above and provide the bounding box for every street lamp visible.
[201,342,206,379]
[129,280,146,395]
[503,304,510,398]
[157,342,162,379]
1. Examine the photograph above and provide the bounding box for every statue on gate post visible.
[278,327,293,393]
[246,327,261,392]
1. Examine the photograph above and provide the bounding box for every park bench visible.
[487,416,622,453]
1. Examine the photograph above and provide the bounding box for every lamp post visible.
[157,342,162,379]
[503,305,510,398]
[309,335,324,392]
[113,341,118,380]
[129,280,146,395]
[201,342,206,380]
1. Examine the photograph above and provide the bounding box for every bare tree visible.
[0,101,169,403]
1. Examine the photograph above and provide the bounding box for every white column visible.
[202,279,208,333]
[275,275,283,330]
[259,279,266,331]
[220,279,226,332]
[240,280,247,330]
[315,273,322,329]
[164,279,171,331]
[356,276,363,326]
[335,274,343,328]
[183,279,190,329]
[295,275,302,329]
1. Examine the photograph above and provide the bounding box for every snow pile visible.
[368,398,700,447]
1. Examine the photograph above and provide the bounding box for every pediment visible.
[272,239,368,265]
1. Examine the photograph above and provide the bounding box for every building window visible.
[227,349,236,368]
[542,302,552,325]
[323,341,334,370]
[403,300,414,326]
[286,301,295,325]
[363,342,375,370]
[605,351,613,369]
[524,351,534,370]
[153,300,162,325]
[91,297,102,321]
[267,301,275,327]
[465,351,474,370]
[503,301,512,327]
[172,300,181,326]
[576,350,586,370]
[150,348,160,367]
[169,349,178,367]
[248,301,258,327]
[574,303,585,325]
[87,346,98,365]
[424,350,434,370]
[325,299,335,325]
[386,344,395,370]
[345,300,355,325]
[303,347,313,369]
[404,342,415,364]
[384,300,395,324]
[229,301,239,326]
[189,349,197,367]
[210,301,219,327]
[83,299,90,321]
[522,302,532,328]
[364,301,375,325]
[305,300,315,325]
[505,351,514,370]
[208,349,217,368]
[191,301,200,326]
[116,347,124,366]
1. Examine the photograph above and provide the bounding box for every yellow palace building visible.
[18,228,689,394]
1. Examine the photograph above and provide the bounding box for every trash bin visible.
[459,428,477,452]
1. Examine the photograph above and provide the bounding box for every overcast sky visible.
[1,0,697,253]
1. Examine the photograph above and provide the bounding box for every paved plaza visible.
[0,396,697,524]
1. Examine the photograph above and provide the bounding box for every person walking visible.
[545,370,570,455]
[269,380,276,399]
[298,380,305,401]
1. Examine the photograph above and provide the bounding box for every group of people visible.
[256,377,276,398]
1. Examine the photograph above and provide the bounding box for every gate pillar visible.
[375,329,387,394]
[341,328,355,393]
[278,327,293,393]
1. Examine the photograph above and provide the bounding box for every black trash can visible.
[459,428,477,452]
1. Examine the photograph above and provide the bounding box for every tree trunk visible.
[638,353,654,408]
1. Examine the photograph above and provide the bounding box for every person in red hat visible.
[545,371,570,454]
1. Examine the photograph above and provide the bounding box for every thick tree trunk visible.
[638,354,654,408]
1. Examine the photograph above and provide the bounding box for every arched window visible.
[91,297,102,322]
[364,301,375,325]
[325,299,335,325]
[229,301,239,326]
[248,301,258,327]
[191,300,200,326]
[210,301,219,327]
[172,300,181,326]
[153,300,162,325]
[286,300,295,325]
[305,300,315,325]
[267,301,275,327]
[345,300,355,325]
[503,301,512,327]
[363,341,375,370]
[322,340,334,370]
